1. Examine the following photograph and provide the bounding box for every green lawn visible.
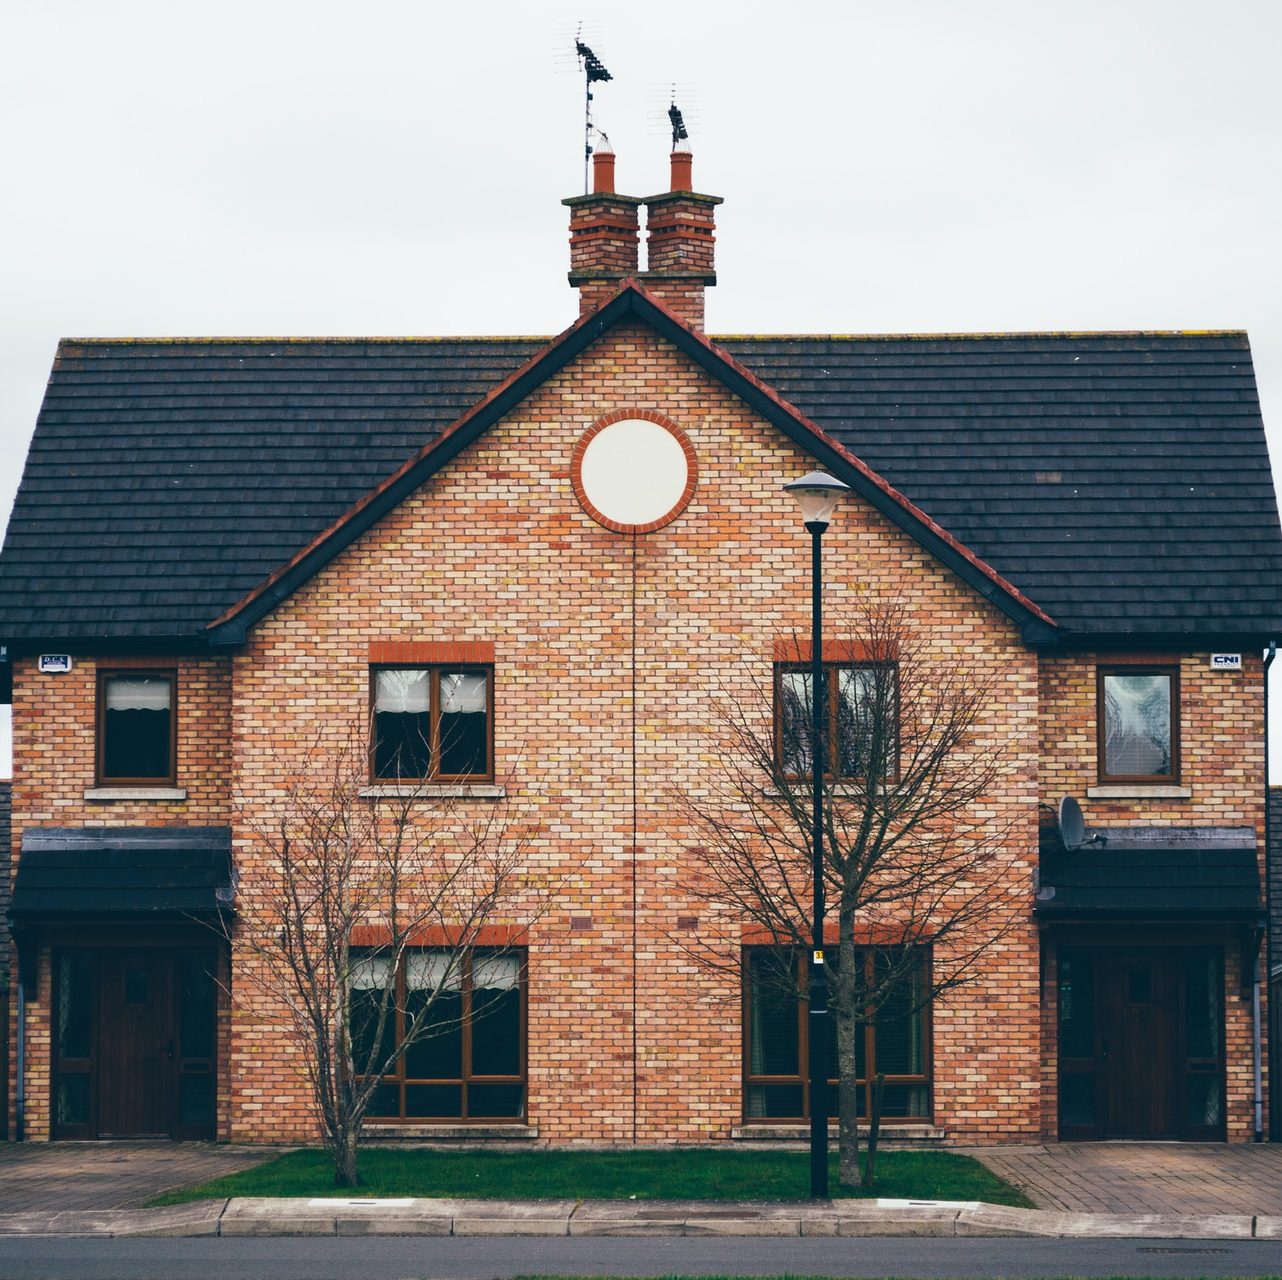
[150,1147,1031,1207]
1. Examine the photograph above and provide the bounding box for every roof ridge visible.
[57,335,553,347]
[57,329,1249,347]
[711,329,1249,341]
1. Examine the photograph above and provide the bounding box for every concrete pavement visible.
[0,1194,1277,1239]
[3,1141,1282,1239]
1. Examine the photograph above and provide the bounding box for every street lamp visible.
[782,469,849,1200]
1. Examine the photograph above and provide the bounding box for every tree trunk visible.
[832,938,861,1187]
[332,1124,361,1188]
[861,1072,884,1188]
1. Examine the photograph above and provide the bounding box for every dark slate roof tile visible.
[0,332,1280,641]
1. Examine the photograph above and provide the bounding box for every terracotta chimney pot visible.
[670,148,693,192]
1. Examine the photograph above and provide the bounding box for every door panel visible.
[1101,953,1177,1138]
[96,952,175,1137]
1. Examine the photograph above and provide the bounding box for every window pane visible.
[1186,1073,1221,1128]
[178,951,216,1060]
[1185,951,1221,1059]
[779,671,815,776]
[878,1082,929,1119]
[56,953,94,1060]
[405,1084,462,1117]
[179,1073,215,1127]
[1059,1072,1095,1129]
[438,672,488,776]
[471,983,521,1077]
[364,1081,400,1118]
[349,957,396,1074]
[468,1083,524,1117]
[837,668,875,777]
[1103,673,1172,777]
[373,712,431,778]
[1058,951,1095,1061]
[873,956,924,1076]
[403,988,463,1079]
[103,676,172,779]
[747,951,800,1076]
[745,1083,804,1118]
[55,1075,90,1127]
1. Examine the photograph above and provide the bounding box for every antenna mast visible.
[575,37,613,193]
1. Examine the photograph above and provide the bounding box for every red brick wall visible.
[8,656,232,1138]
[224,320,1042,1144]
[1037,651,1268,1138]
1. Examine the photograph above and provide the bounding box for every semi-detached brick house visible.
[1,146,1281,1146]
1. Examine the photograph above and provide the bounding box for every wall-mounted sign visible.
[38,654,73,673]
[1210,653,1242,671]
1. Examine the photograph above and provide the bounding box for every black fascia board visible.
[1050,630,1282,652]
[206,287,1055,646]
[1,633,217,658]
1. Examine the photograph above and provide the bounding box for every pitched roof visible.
[0,292,1279,646]
[206,287,1050,644]
[1037,825,1262,921]
[10,826,233,919]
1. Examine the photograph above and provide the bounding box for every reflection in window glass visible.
[1102,672,1173,778]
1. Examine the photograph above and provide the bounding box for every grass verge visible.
[149,1147,1031,1207]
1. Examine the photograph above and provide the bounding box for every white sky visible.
[1,0,1281,780]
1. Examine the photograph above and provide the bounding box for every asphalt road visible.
[0,1236,1280,1280]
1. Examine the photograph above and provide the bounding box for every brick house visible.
[1,145,1280,1145]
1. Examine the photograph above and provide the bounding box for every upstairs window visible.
[1098,666,1178,783]
[372,666,491,781]
[775,663,896,780]
[97,671,176,785]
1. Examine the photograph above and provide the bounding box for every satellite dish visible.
[1058,796,1087,850]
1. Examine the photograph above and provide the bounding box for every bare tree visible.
[682,599,1025,1188]
[231,726,543,1187]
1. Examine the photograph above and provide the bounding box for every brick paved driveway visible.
[0,1142,273,1211]
[971,1143,1282,1215]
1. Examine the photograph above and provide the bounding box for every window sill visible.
[358,784,506,800]
[731,1123,944,1142]
[83,787,187,802]
[762,785,865,800]
[1086,785,1192,800]
[363,1123,537,1141]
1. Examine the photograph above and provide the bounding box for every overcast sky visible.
[2,0,1281,778]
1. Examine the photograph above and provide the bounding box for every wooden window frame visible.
[1096,664,1180,785]
[96,668,178,787]
[773,662,899,782]
[354,948,527,1125]
[369,664,495,784]
[741,946,932,1126]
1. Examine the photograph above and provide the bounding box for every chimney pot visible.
[670,148,693,192]
[592,148,616,194]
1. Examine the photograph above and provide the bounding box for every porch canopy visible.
[10,825,234,921]
[1036,825,1262,922]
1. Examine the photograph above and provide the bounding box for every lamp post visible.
[782,470,849,1200]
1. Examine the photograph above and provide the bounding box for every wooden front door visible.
[1057,945,1225,1141]
[96,952,175,1138]
[1100,952,1178,1138]
[52,946,218,1140]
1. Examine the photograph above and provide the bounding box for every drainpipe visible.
[15,971,24,1142]
[1260,641,1276,1142]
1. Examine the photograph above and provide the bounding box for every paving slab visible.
[0,1141,274,1212]
[970,1142,1282,1216]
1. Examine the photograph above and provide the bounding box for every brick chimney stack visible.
[563,144,643,318]
[640,147,722,330]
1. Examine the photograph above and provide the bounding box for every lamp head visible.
[782,471,850,527]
